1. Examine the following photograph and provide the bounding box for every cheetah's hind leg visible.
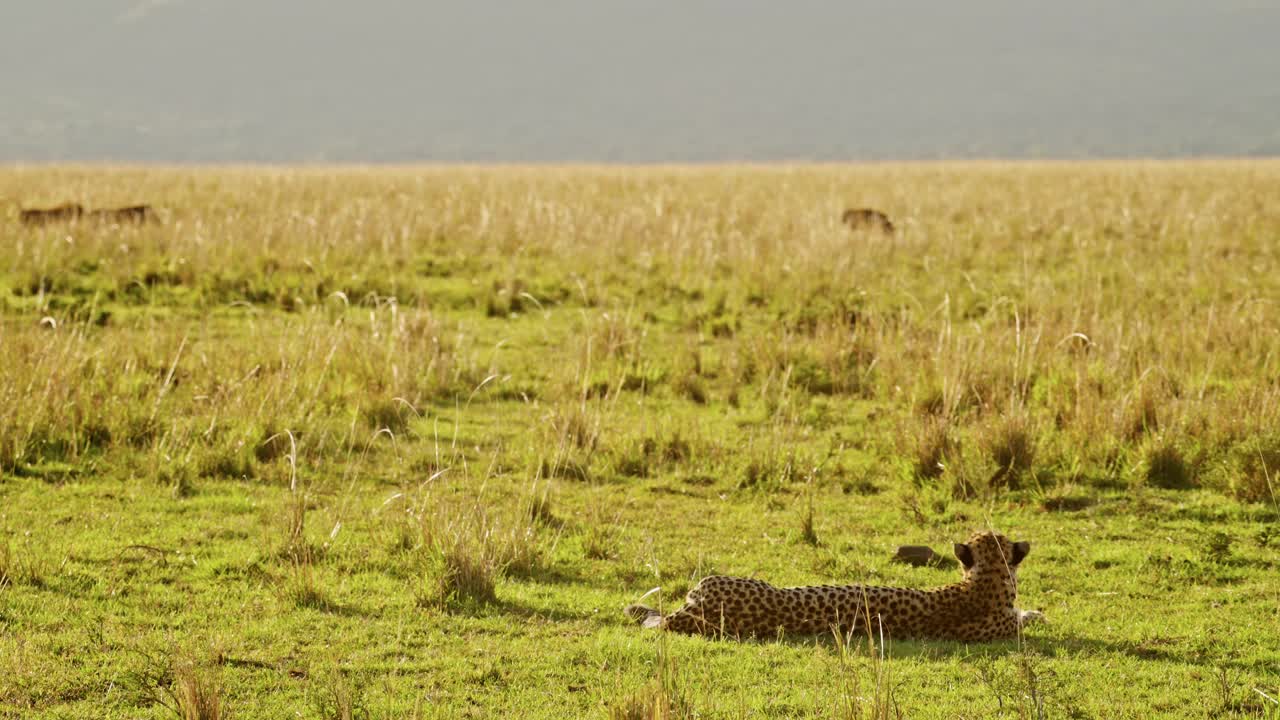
[624,604,664,629]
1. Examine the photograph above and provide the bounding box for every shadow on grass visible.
[646,626,1270,674]
[286,595,370,618]
[502,563,590,587]
[823,632,1267,674]
[1021,634,1273,674]
[436,597,593,623]
[499,598,597,623]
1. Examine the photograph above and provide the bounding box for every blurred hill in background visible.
[3,0,1278,162]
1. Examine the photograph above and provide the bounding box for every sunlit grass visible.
[1,162,1278,717]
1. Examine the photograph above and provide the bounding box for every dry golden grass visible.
[8,162,1277,498]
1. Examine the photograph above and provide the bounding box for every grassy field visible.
[1,162,1279,719]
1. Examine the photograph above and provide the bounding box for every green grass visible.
[1,163,1279,718]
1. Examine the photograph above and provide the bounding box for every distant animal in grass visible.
[89,204,157,224]
[625,530,1042,641]
[842,207,895,235]
[18,203,158,226]
[20,203,86,226]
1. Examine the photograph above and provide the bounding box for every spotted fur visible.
[88,205,156,224]
[841,207,895,234]
[18,203,156,226]
[20,203,85,226]
[625,531,1042,641]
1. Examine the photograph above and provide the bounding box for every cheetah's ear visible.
[954,543,975,569]
[1011,541,1030,565]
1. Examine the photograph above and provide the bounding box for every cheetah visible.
[88,205,157,224]
[841,207,895,235]
[20,203,85,226]
[18,203,156,226]
[625,530,1043,642]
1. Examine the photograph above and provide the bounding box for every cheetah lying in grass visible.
[626,530,1044,641]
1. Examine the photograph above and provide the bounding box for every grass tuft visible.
[283,558,331,610]
[983,413,1035,490]
[417,498,544,608]
[799,502,820,547]
[581,501,623,561]
[312,662,367,720]
[911,418,954,482]
[281,492,317,562]
[606,640,693,720]
[363,399,413,435]
[170,655,224,720]
[525,485,558,527]
[0,538,45,589]
[422,534,499,608]
[1212,437,1280,505]
[1121,387,1162,441]
[672,372,708,405]
[1142,437,1193,490]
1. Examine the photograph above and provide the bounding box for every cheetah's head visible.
[953,531,1029,585]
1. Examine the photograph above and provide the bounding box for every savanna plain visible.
[1,163,1278,719]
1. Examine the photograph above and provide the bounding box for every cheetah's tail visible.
[623,604,663,629]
